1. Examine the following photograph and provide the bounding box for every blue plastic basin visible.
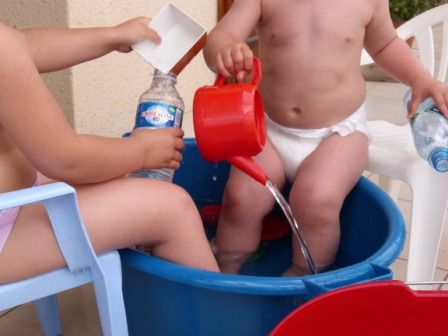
[119,138,406,336]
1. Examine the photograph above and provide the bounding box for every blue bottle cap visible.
[428,147,448,172]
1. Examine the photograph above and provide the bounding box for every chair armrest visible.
[0,182,99,273]
[0,182,74,209]
[360,49,374,66]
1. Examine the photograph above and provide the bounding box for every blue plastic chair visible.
[0,182,128,335]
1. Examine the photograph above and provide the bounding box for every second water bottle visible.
[405,89,448,172]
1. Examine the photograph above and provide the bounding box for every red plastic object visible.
[193,57,268,185]
[261,213,290,241]
[269,280,448,336]
[200,204,222,226]
[200,206,289,242]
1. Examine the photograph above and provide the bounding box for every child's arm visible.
[19,17,161,73]
[203,0,260,82]
[364,0,448,117]
[0,22,182,184]
[376,39,448,118]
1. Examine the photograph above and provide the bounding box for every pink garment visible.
[0,176,40,253]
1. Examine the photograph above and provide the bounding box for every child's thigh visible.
[1,178,189,278]
[0,177,205,282]
[295,131,368,198]
[74,177,199,251]
[0,201,68,282]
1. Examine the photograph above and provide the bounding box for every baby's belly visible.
[260,76,366,129]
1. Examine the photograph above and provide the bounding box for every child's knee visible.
[292,187,341,222]
[222,183,274,220]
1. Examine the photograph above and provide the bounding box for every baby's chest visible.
[260,0,369,48]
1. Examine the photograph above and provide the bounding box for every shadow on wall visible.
[0,0,74,126]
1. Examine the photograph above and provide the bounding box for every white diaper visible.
[266,105,370,182]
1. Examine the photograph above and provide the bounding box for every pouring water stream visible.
[226,157,318,275]
[266,179,317,275]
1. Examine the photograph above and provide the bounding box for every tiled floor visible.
[2,25,448,333]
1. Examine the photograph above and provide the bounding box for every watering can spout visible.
[228,156,268,185]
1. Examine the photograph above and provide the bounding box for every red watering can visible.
[193,57,267,185]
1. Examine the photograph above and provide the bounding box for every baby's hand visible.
[213,42,253,82]
[408,78,448,118]
[132,127,185,171]
[113,17,161,53]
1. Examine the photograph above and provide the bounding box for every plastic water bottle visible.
[127,69,184,182]
[404,89,448,172]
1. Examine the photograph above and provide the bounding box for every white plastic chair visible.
[362,4,448,288]
[0,182,128,335]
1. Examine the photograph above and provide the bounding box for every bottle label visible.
[134,102,183,129]
[412,102,446,126]
[424,104,442,115]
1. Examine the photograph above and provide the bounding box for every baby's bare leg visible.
[214,141,285,274]
[284,131,368,276]
[0,177,219,283]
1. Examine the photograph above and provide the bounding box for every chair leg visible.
[92,250,128,336]
[34,295,62,336]
[406,169,448,289]
[378,175,401,203]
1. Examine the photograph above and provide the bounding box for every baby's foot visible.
[281,263,332,277]
[281,264,311,277]
[210,240,253,274]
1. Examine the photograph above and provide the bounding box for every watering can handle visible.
[228,156,268,185]
[214,57,262,86]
